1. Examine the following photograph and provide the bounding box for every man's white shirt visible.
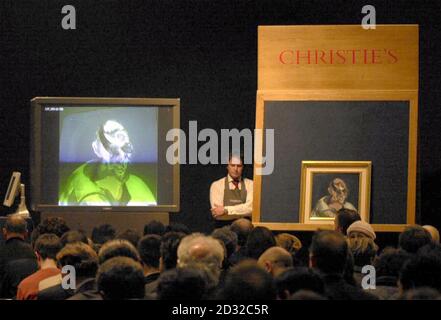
[210,175,253,219]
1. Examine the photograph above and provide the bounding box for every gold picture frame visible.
[299,161,371,225]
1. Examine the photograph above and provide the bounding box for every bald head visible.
[423,225,440,243]
[3,215,27,239]
[231,218,253,232]
[189,242,212,260]
[258,246,293,277]
[230,218,254,247]
[177,234,225,285]
[177,234,224,269]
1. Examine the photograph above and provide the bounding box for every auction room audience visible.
[0,216,440,301]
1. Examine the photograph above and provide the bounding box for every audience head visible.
[399,225,432,254]
[309,230,348,275]
[38,217,70,237]
[177,233,224,284]
[160,231,185,271]
[257,246,293,277]
[116,229,140,248]
[401,287,441,300]
[211,226,238,261]
[275,233,302,254]
[289,290,327,300]
[245,226,276,260]
[348,236,378,268]
[165,223,191,235]
[373,247,411,280]
[56,242,98,278]
[275,267,325,300]
[221,260,276,300]
[32,217,69,246]
[98,239,140,264]
[230,218,254,247]
[335,209,361,235]
[143,220,166,236]
[291,245,311,267]
[138,234,161,269]
[417,242,441,259]
[422,225,440,244]
[347,220,376,240]
[96,256,145,300]
[3,215,28,240]
[60,230,89,247]
[91,224,116,245]
[157,267,208,300]
[399,253,441,293]
[34,233,62,262]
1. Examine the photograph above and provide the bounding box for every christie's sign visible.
[278,48,398,65]
[258,25,418,91]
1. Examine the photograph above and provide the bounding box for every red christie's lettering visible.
[387,49,398,64]
[297,50,311,64]
[279,50,294,64]
[278,49,399,65]
[336,50,346,63]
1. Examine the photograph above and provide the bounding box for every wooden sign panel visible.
[258,25,418,91]
[254,25,418,232]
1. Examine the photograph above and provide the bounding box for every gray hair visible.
[177,233,224,284]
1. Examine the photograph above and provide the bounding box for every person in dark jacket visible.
[0,216,38,299]
[309,230,377,300]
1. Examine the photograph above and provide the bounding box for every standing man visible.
[210,154,253,228]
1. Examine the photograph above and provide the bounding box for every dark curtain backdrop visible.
[1,0,440,233]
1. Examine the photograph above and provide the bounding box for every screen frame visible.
[30,97,180,213]
[3,171,21,207]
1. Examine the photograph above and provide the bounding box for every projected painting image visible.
[58,106,158,206]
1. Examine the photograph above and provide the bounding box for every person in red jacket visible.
[16,234,62,300]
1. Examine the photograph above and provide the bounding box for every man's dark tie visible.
[232,180,240,190]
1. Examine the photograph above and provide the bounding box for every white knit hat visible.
[347,221,376,240]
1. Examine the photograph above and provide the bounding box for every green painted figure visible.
[59,120,156,206]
